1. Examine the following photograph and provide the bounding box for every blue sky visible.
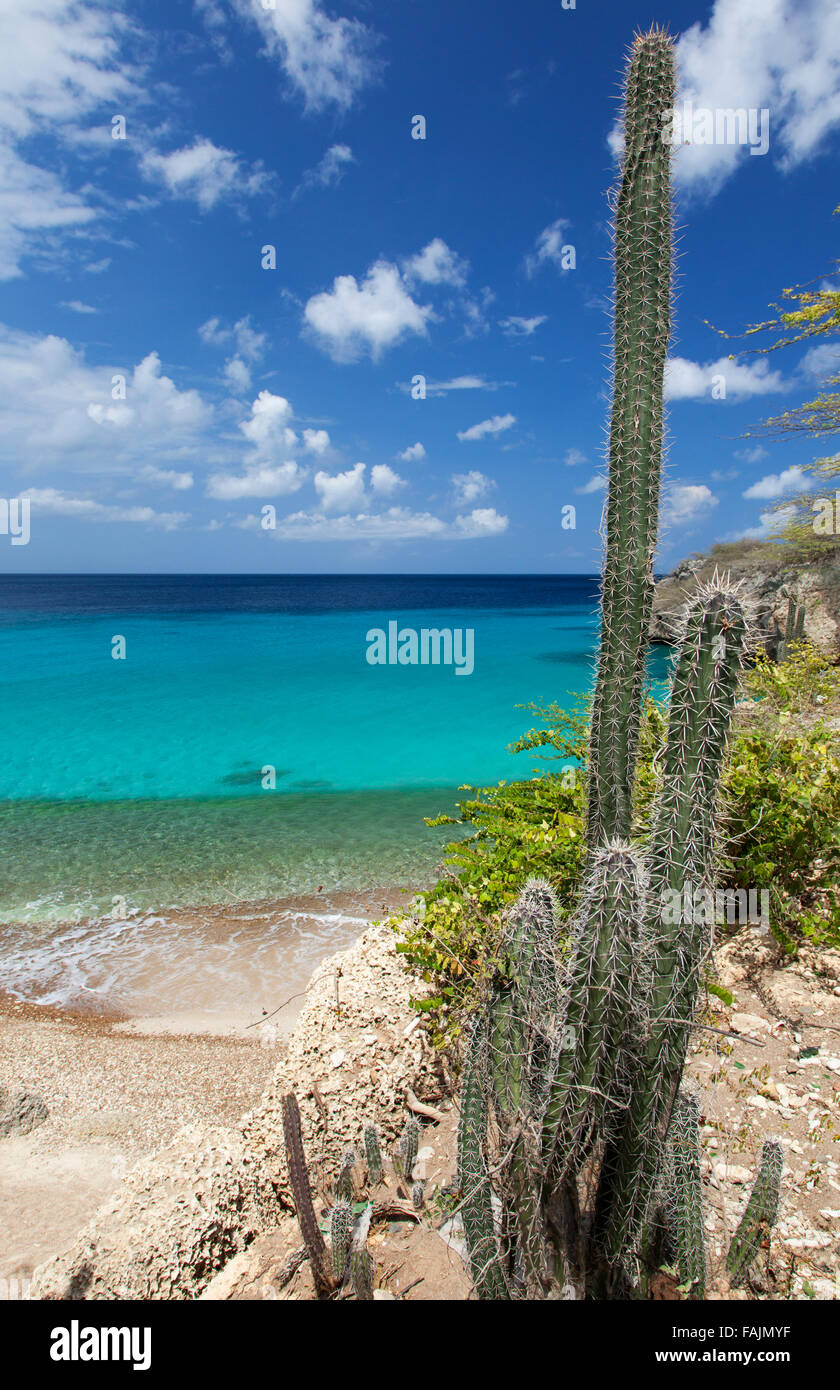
[1,0,839,574]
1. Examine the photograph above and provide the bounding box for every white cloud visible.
[525,219,573,276]
[0,1,142,278]
[730,504,797,540]
[303,428,330,455]
[140,139,268,211]
[371,463,404,496]
[735,444,769,463]
[314,462,367,512]
[141,466,194,491]
[254,504,507,543]
[403,238,469,287]
[304,260,431,361]
[404,375,514,396]
[563,447,587,467]
[294,143,355,197]
[397,442,426,462]
[23,487,187,530]
[61,300,98,315]
[0,326,213,477]
[457,413,516,442]
[499,315,548,336]
[200,317,267,373]
[662,483,719,525]
[664,355,786,400]
[452,470,493,505]
[743,465,814,499]
[232,0,380,112]
[576,474,607,495]
[671,0,840,195]
[454,507,508,538]
[224,356,252,394]
[0,144,97,281]
[801,343,840,381]
[239,390,296,453]
[207,460,305,500]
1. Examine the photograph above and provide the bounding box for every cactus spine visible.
[726,1141,783,1286]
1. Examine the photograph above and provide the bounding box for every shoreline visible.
[0,886,415,1284]
[0,884,417,1037]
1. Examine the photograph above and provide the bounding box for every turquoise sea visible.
[0,575,673,1017]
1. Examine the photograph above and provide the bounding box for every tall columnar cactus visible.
[457,27,753,1301]
[726,1141,784,1286]
[587,25,675,847]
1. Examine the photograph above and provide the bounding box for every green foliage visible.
[724,644,840,949]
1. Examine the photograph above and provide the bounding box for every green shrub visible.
[396,641,840,1039]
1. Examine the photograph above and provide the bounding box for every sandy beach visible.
[0,888,409,1287]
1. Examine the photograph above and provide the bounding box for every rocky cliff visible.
[650,540,840,658]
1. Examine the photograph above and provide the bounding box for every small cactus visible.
[363,1123,383,1185]
[726,1141,783,1286]
[411,1181,425,1211]
[330,1200,353,1282]
[667,1089,706,1298]
[336,1146,357,1202]
[351,1247,374,1301]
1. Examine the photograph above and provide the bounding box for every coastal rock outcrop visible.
[0,1090,48,1139]
[650,542,840,657]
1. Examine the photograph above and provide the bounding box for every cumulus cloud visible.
[303,428,330,455]
[140,139,268,210]
[397,442,426,462]
[664,355,786,400]
[61,300,98,315]
[664,0,840,196]
[801,343,840,381]
[499,315,548,336]
[141,465,194,490]
[314,462,367,512]
[576,474,607,495]
[231,0,381,112]
[0,326,214,481]
[452,470,493,505]
[294,143,355,197]
[563,447,587,467]
[742,465,814,499]
[661,483,719,525]
[254,505,508,543]
[206,390,306,499]
[304,261,432,361]
[224,356,252,394]
[525,219,573,276]
[457,413,516,442]
[207,461,305,500]
[403,238,469,287]
[370,463,404,496]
